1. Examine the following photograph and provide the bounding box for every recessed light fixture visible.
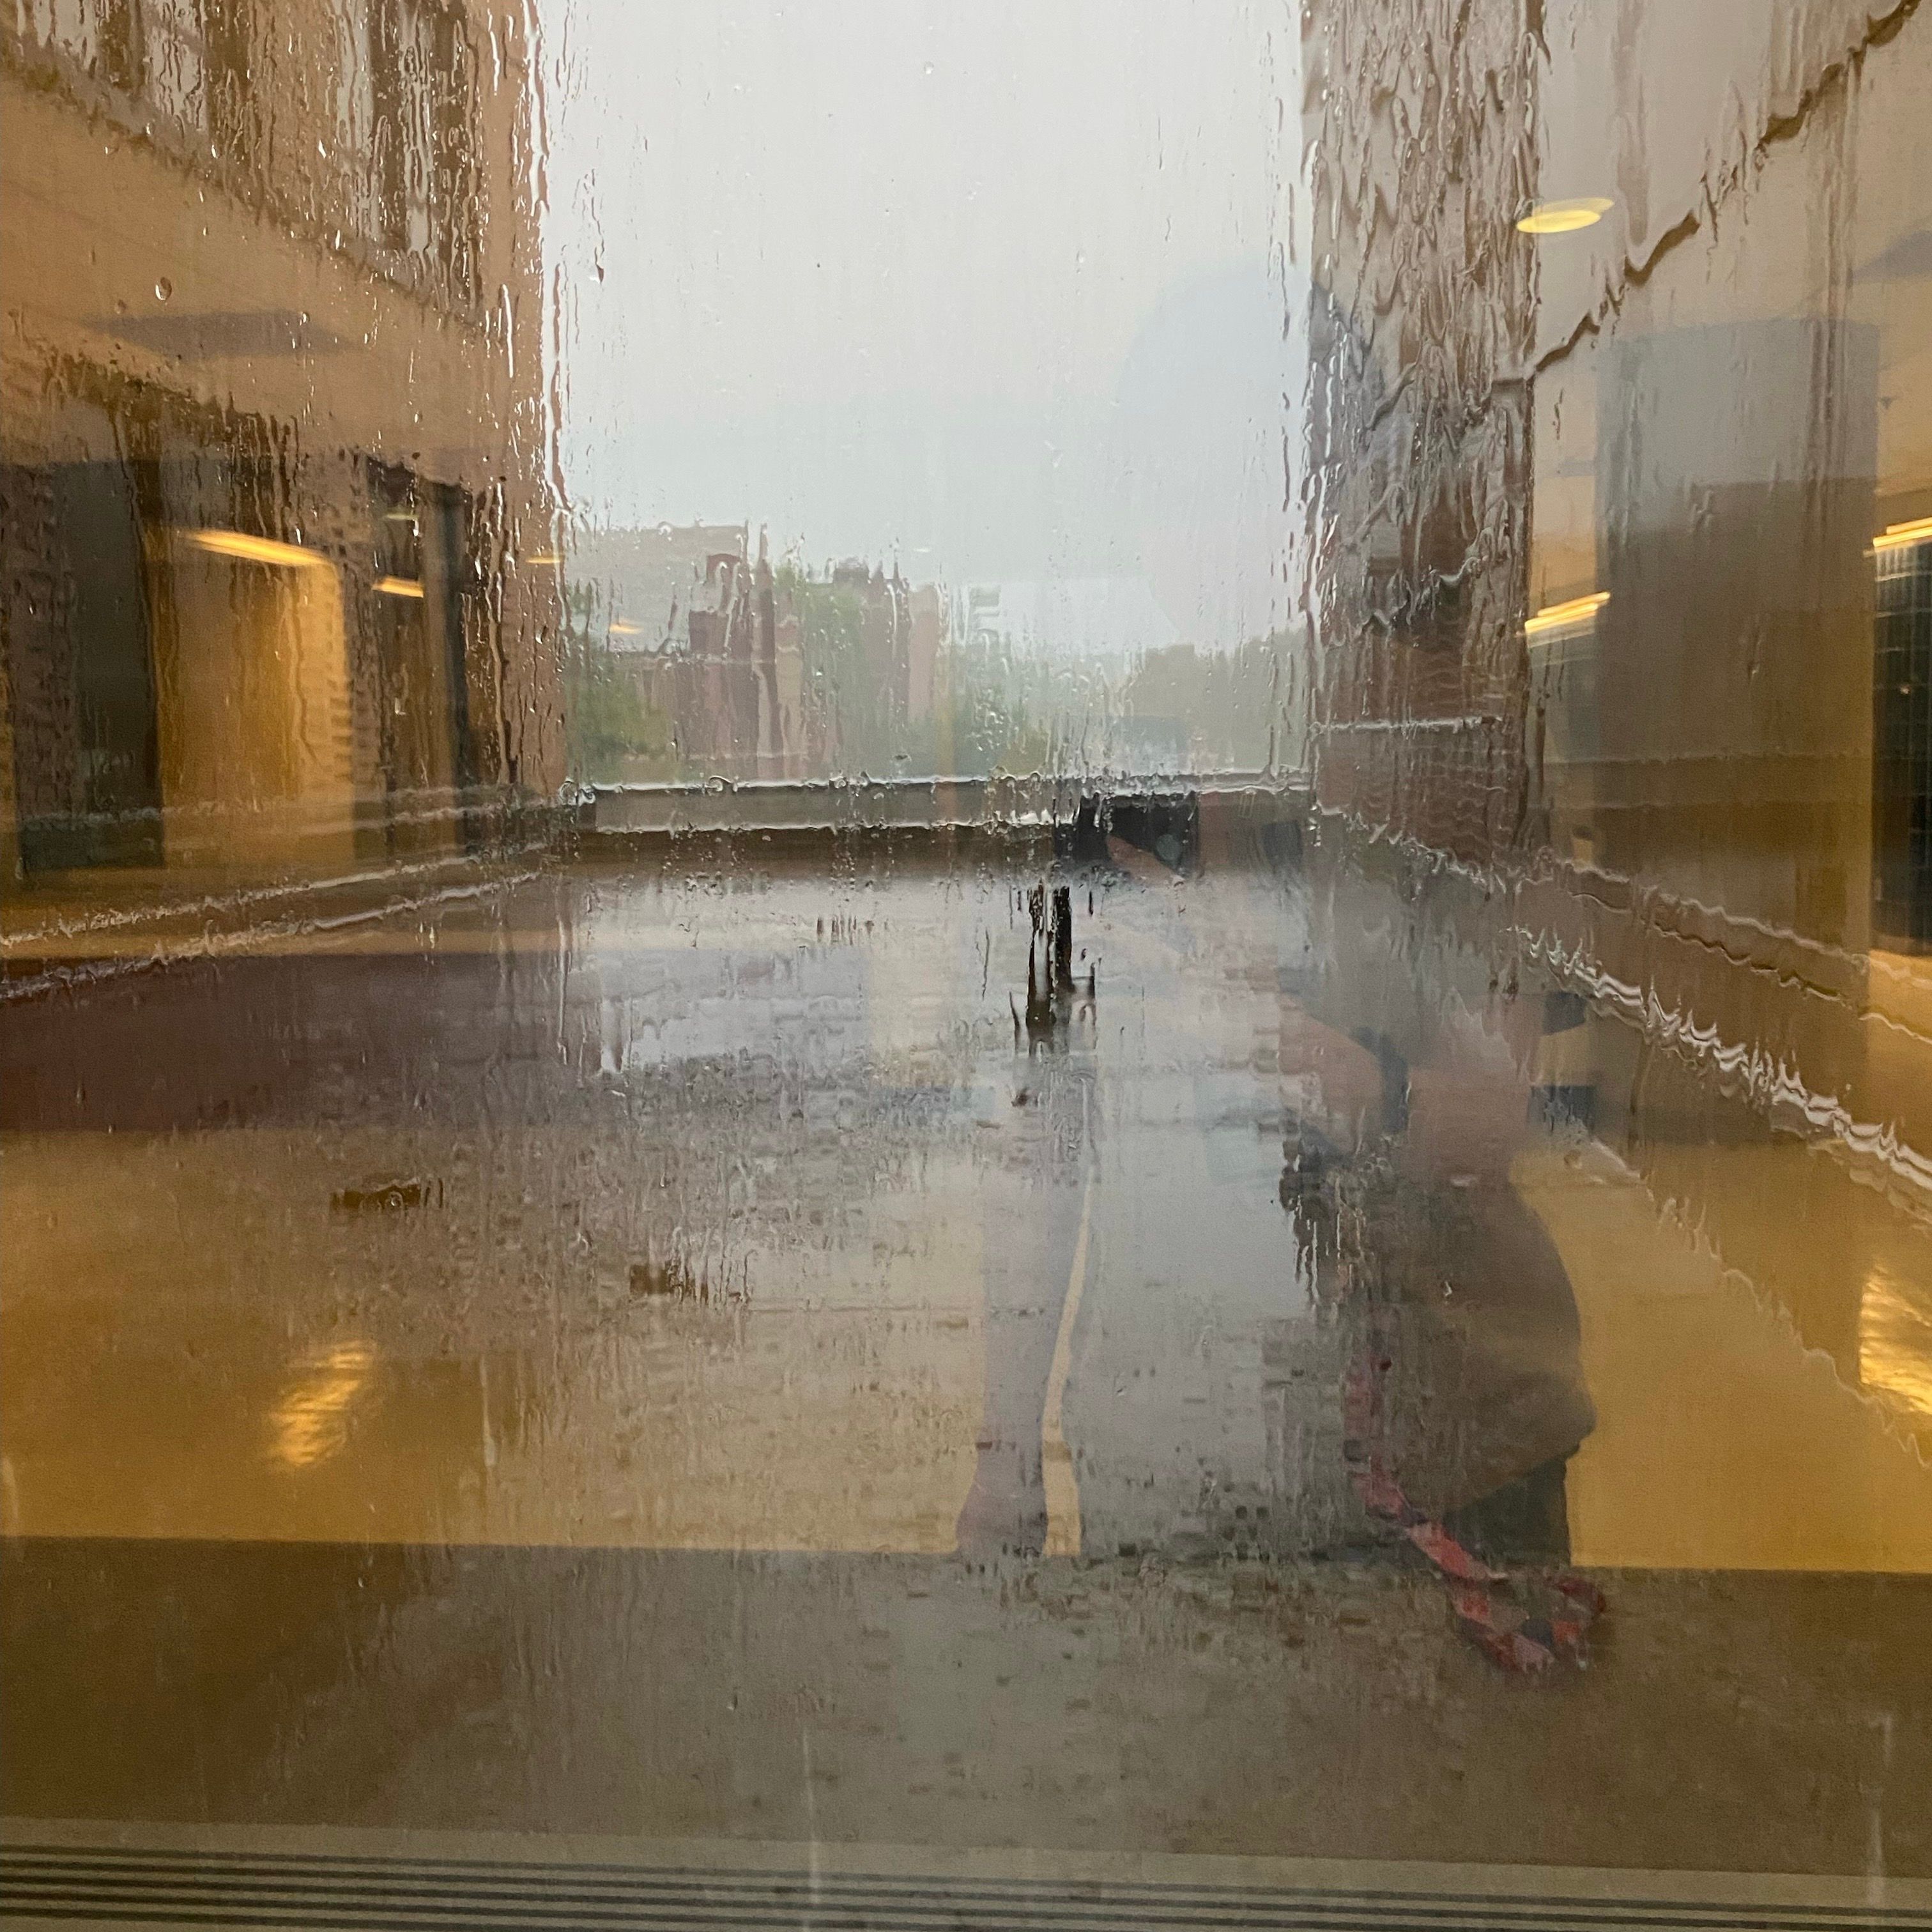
[1517,197,1613,235]
[1526,590,1609,636]
[181,528,330,570]
[1873,516,1932,554]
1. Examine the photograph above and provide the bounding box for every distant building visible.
[565,525,804,781]
[565,527,947,784]
[570,524,752,657]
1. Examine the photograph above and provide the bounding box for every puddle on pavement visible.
[6,860,1931,1577]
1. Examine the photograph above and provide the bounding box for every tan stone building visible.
[1301,0,1932,1162]
[0,0,561,884]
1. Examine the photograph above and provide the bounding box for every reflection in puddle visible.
[8,864,1932,1578]
[1860,1257,1932,1425]
[268,1340,376,1469]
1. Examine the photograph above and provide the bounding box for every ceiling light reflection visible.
[1859,1261,1932,1432]
[1873,516,1932,555]
[181,528,330,570]
[1525,590,1610,637]
[270,1341,377,1469]
[1517,197,1613,235]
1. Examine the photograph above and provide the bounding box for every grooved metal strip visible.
[3,1848,1926,1932]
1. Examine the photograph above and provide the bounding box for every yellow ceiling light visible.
[608,620,643,636]
[374,575,426,599]
[525,552,563,566]
[1526,590,1609,636]
[1873,516,1932,554]
[181,528,330,570]
[1517,197,1613,235]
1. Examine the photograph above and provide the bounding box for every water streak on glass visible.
[3,0,1931,1918]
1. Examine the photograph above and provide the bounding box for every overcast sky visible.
[540,2,1303,654]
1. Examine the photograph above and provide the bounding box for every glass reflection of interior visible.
[4,0,1932,1912]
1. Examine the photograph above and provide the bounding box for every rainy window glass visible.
[4,2,1931,1924]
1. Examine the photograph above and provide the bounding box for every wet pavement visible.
[5,849,1932,1874]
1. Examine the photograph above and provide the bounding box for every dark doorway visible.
[1,458,162,872]
[1874,534,1932,946]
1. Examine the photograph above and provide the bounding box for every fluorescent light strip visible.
[1874,516,1932,555]
[374,575,426,599]
[181,528,329,570]
[1525,590,1609,636]
[1517,197,1613,235]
